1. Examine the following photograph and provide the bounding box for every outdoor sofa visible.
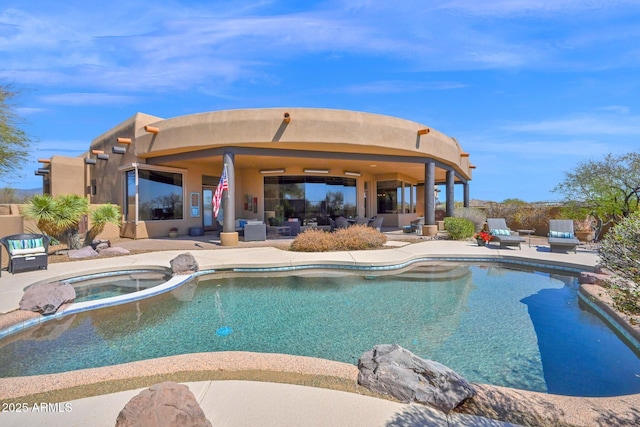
[0,233,50,276]
[486,218,526,250]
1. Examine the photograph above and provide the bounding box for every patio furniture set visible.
[483,218,582,253]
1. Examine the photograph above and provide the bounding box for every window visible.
[264,176,357,224]
[377,180,416,214]
[124,168,184,221]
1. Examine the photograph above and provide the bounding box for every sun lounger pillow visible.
[549,231,575,238]
[490,229,511,236]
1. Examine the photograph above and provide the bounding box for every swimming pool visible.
[61,269,172,302]
[0,263,638,397]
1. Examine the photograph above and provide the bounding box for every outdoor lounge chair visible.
[548,219,581,253]
[486,218,526,250]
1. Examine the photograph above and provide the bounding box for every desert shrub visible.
[599,211,640,315]
[289,228,334,252]
[454,207,486,232]
[290,225,386,252]
[444,217,475,240]
[331,225,387,251]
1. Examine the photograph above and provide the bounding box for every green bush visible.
[290,225,387,252]
[444,217,475,240]
[454,207,486,232]
[599,211,640,315]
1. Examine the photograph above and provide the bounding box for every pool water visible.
[62,270,171,302]
[1,264,639,397]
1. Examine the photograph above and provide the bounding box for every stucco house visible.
[37,108,474,245]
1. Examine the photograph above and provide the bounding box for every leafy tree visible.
[0,85,31,182]
[553,152,640,234]
[0,187,25,203]
[502,198,527,205]
[599,211,640,315]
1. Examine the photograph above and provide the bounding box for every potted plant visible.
[574,216,595,242]
[168,227,178,238]
[474,231,492,246]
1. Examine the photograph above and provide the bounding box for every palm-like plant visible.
[85,204,121,245]
[24,194,89,249]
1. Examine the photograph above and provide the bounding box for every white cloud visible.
[343,80,467,94]
[38,93,139,106]
[2,0,638,95]
[502,113,640,136]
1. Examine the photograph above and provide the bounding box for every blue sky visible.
[1,0,639,202]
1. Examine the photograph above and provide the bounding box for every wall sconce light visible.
[97,153,109,160]
[117,137,132,144]
[344,171,361,177]
[283,112,291,123]
[259,168,285,174]
[85,158,97,165]
[417,128,430,135]
[112,146,126,155]
[144,125,159,134]
[38,158,51,163]
[304,168,329,174]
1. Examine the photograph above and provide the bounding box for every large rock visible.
[98,246,131,256]
[19,282,76,315]
[67,246,99,259]
[170,252,199,274]
[357,344,476,413]
[115,381,211,427]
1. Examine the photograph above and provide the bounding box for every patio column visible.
[463,182,469,208]
[446,169,455,217]
[424,161,435,225]
[221,151,238,246]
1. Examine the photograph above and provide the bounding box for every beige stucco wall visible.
[49,156,85,197]
[133,108,472,180]
[41,108,473,239]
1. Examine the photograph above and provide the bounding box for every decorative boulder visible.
[357,344,476,413]
[170,252,199,274]
[91,239,111,250]
[68,246,99,259]
[19,282,76,315]
[115,381,211,427]
[97,246,131,256]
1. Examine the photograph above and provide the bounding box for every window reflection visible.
[377,180,415,214]
[125,169,184,221]
[264,176,356,224]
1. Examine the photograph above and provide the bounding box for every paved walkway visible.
[0,236,607,426]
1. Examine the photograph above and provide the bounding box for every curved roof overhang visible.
[132,108,473,183]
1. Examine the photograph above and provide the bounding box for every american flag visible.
[212,165,228,217]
